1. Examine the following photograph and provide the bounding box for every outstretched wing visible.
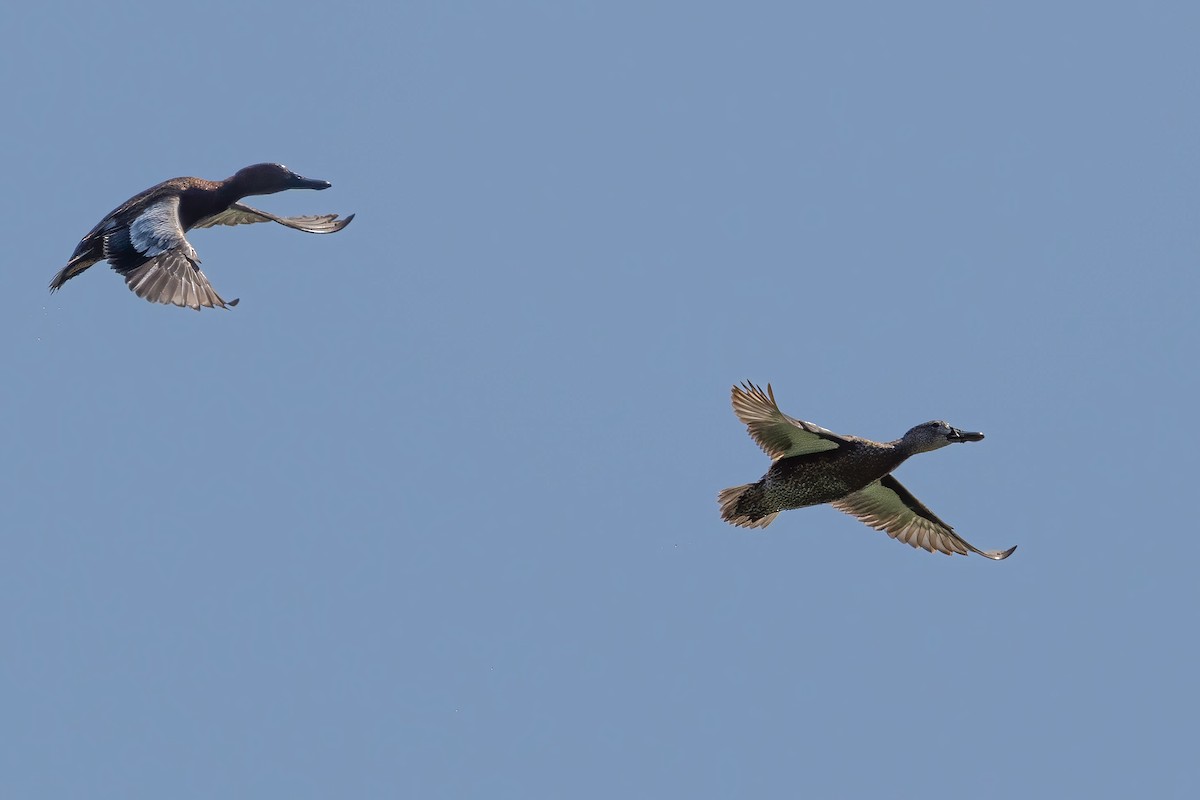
[104,196,237,310]
[122,250,238,310]
[731,382,847,460]
[831,475,1017,560]
[194,202,354,234]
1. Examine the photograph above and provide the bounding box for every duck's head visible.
[229,163,331,196]
[902,420,985,453]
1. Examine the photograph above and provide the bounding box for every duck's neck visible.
[215,177,254,207]
[885,438,920,465]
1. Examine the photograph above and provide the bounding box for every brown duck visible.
[719,382,1016,559]
[50,163,353,310]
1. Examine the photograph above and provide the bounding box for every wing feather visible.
[121,250,237,310]
[831,475,1016,560]
[731,382,846,460]
[193,202,354,234]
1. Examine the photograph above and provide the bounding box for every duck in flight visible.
[719,382,1016,560]
[50,163,354,310]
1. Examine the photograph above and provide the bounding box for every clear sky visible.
[3,1,1197,797]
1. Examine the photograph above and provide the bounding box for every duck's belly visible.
[761,457,883,510]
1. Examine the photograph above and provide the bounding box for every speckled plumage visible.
[737,442,904,517]
[719,382,1016,560]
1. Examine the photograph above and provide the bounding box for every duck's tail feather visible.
[718,483,778,529]
[49,253,98,292]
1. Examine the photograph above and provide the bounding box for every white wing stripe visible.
[129,197,187,257]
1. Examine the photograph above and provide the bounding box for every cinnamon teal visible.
[719,382,1016,560]
[50,163,354,310]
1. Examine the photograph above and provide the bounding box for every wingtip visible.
[984,544,1018,560]
[325,212,354,233]
[733,379,766,398]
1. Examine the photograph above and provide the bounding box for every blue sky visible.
[3,1,1198,797]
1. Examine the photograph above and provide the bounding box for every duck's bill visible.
[289,173,332,190]
[948,428,985,442]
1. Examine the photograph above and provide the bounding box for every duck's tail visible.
[49,253,98,292]
[718,483,779,529]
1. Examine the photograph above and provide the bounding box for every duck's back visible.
[70,179,188,259]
